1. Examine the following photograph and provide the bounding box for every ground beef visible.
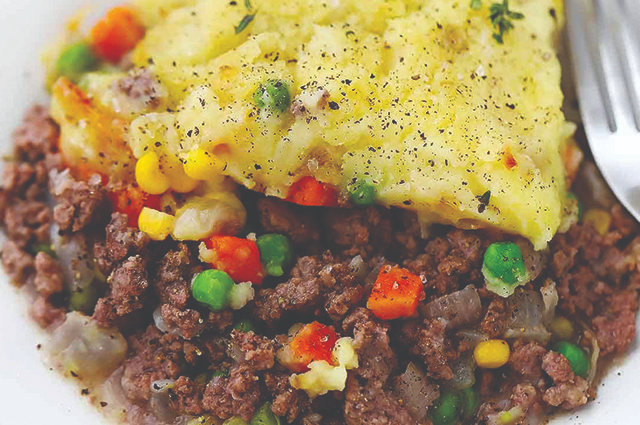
[344,308,397,386]
[542,351,574,384]
[509,341,547,382]
[230,330,276,370]
[322,207,393,258]
[159,304,207,340]
[264,370,310,422]
[541,351,589,410]
[94,213,149,275]
[480,297,510,338]
[33,252,64,296]
[30,295,65,328]
[343,376,415,425]
[252,255,324,326]
[1,240,35,284]
[510,384,541,416]
[4,200,51,248]
[93,255,149,327]
[167,376,204,416]
[121,326,188,403]
[257,197,320,245]
[12,105,59,163]
[401,318,453,380]
[542,378,589,410]
[203,364,262,421]
[52,175,108,233]
[391,210,423,259]
[3,161,48,201]
[152,244,199,309]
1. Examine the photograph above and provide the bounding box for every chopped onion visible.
[94,367,128,421]
[46,312,127,383]
[504,289,550,344]
[445,354,476,390]
[153,306,170,333]
[349,255,369,280]
[423,285,482,329]
[51,226,99,291]
[394,362,440,420]
[540,279,558,325]
[584,329,600,384]
[150,379,177,423]
[455,329,489,348]
[515,239,546,283]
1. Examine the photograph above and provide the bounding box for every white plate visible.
[0,1,637,424]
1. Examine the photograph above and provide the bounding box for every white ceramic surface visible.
[0,1,637,424]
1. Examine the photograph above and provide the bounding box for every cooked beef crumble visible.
[2,108,640,424]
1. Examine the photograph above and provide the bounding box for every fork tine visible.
[594,0,640,132]
[619,0,640,129]
[566,0,613,133]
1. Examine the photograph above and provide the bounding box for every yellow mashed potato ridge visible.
[55,0,574,248]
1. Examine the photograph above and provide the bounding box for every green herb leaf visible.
[470,0,483,10]
[244,0,252,10]
[489,0,524,44]
[235,13,255,34]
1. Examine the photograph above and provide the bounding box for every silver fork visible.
[566,0,640,221]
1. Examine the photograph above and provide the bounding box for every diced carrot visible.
[286,322,339,372]
[108,185,162,227]
[286,176,339,207]
[205,236,264,284]
[90,7,145,63]
[367,265,424,320]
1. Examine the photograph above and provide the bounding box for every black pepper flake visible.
[505,103,516,110]
[100,402,108,408]
[328,101,340,110]
[81,388,90,396]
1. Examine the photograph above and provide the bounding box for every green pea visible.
[69,283,100,314]
[223,418,249,425]
[459,387,480,420]
[553,341,590,378]
[429,391,461,425]
[56,42,100,82]
[253,80,291,113]
[483,242,527,285]
[234,319,255,333]
[567,192,583,220]
[212,369,230,378]
[250,402,281,425]
[348,179,377,206]
[192,269,235,311]
[256,234,293,277]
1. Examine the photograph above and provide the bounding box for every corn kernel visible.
[184,147,225,181]
[164,156,199,193]
[135,151,170,195]
[138,207,175,240]
[549,316,574,340]
[583,208,611,236]
[474,339,510,369]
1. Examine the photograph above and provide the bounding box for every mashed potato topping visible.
[52,0,573,248]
